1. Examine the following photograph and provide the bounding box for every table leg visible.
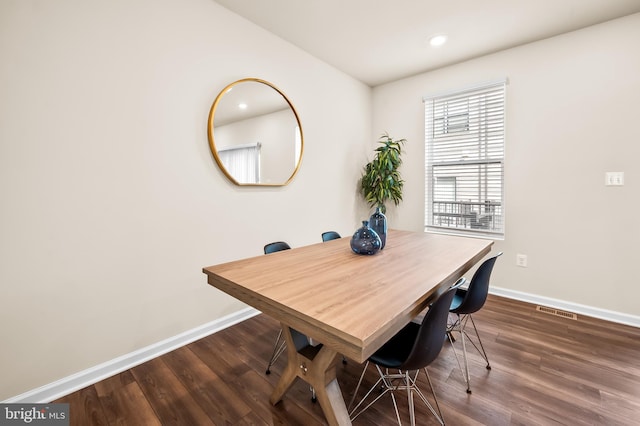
[269,324,352,426]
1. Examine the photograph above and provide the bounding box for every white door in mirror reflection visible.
[218,143,261,184]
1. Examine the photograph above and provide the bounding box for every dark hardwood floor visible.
[55,295,640,425]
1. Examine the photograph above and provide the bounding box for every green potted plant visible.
[359,133,406,214]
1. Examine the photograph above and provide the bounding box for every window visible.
[219,142,261,184]
[424,80,506,237]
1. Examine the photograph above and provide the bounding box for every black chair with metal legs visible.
[447,252,502,394]
[263,241,292,375]
[348,278,465,426]
[320,231,349,367]
[321,231,341,241]
[263,241,317,402]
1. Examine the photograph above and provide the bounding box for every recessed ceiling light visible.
[238,103,248,110]
[429,34,448,47]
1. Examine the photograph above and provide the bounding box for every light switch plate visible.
[605,172,624,186]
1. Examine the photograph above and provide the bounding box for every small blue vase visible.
[369,207,387,249]
[350,220,382,255]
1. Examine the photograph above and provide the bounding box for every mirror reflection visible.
[208,78,303,186]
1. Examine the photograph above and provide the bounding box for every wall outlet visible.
[605,172,624,186]
[516,254,528,267]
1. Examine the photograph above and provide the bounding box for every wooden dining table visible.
[203,229,493,425]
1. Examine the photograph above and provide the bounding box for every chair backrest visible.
[400,278,465,371]
[264,241,291,254]
[321,231,341,242]
[450,252,502,315]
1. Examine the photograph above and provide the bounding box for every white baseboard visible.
[490,287,640,328]
[3,307,260,404]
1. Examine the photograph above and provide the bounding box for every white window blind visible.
[219,142,261,184]
[424,80,506,237]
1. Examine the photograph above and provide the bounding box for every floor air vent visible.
[536,305,578,320]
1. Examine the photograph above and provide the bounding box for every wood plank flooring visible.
[54,295,640,425]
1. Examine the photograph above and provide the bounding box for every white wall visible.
[372,13,640,318]
[0,0,372,400]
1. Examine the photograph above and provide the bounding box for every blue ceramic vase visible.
[369,207,387,249]
[350,220,382,255]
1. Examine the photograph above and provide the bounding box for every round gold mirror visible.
[207,78,304,186]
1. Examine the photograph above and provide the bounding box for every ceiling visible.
[214,0,640,87]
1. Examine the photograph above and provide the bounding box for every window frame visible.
[424,79,506,239]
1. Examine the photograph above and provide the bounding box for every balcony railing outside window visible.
[432,200,502,232]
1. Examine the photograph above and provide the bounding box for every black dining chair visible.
[263,241,292,374]
[321,231,341,241]
[348,278,465,426]
[321,231,349,366]
[263,241,317,402]
[447,252,502,393]
[263,241,291,255]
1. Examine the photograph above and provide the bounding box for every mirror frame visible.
[207,78,304,187]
